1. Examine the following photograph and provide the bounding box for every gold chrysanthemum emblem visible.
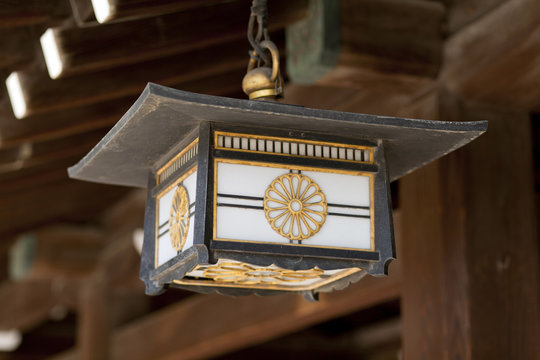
[264,173,327,241]
[202,261,324,285]
[169,185,190,251]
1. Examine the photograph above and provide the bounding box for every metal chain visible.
[247,0,270,65]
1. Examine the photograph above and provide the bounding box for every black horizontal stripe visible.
[327,212,370,219]
[158,228,169,237]
[217,193,264,201]
[217,203,264,210]
[158,211,195,237]
[327,203,370,210]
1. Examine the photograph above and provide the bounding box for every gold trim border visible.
[173,266,362,292]
[213,158,376,252]
[155,165,197,269]
[214,131,374,164]
[156,138,199,184]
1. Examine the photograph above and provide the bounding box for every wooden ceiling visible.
[0,0,539,359]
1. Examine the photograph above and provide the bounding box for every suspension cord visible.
[247,0,270,65]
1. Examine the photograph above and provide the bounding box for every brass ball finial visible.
[242,40,283,100]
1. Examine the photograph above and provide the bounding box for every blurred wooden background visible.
[0,0,538,359]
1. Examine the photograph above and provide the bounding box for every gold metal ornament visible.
[169,185,190,251]
[264,173,327,241]
[202,261,324,285]
[242,40,283,100]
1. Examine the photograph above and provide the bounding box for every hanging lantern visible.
[69,84,486,299]
[68,0,487,299]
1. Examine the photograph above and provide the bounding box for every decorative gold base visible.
[174,259,363,291]
[248,88,283,100]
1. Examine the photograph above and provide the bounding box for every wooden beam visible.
[13,33,273,117]
[0,63,245,147]
[89,0,226,24]
[0,91,137,147]
[285,66,437,118]
[78,270,111,360]
[0,0,71,28]
[339,0,444,77]
[29,225,107,279]
[400,92,540,358]
[0,128,111,173]
[41,0,306,78]
[0,278,79,331]
[0,178,129,238]
[445,0,507,34]
[0,28,34,68]
[443,0,540,110]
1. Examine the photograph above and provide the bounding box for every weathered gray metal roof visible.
[68,83,487,188]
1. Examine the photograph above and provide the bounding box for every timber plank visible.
[340,0,444,76]
[445,0,507,34]
[0,0,71,28]
[15,35,267,117]
[0,179,129,238]
[42,0,306,77]
[89,0,226,24]
[443,0,540,110]
[400,94,540,359]
[0,27,35,68]
[0,128,110,173]
[0,66,245,149]
[284,66,436,117]
[0,279,79,331]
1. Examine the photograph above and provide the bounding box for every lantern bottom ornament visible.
[68,84,487,299]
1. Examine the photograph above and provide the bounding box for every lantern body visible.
[143,123,394,296]
[68,84,487,297]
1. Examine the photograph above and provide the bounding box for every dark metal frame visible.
[144,122,395,297]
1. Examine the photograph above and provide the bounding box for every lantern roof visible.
[68,83,487,187]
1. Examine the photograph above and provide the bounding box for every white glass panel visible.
[241,137,249,150]
[307,144,314,156]
[157,170,197,266]
[299,143,306,155]
[217,195,262,207]
[266,140,273,152]
[363,150,370,161]
[258,139,265,151]
[249,138,257,150]
[315,145,322,157]
[217,162,284,197]
[308,216,371,250]
[217,135,224,147]
[346,148,354,160]
[302,170,370,207]
[331,147,338,159]
[291,143,298,155]
[158,233,177,266]
[323,146,330,158]
[224,136,232,148]
[233,137,240,149]
[215,162,372,250]
[217,207,289,243]
[339,148,346,159]
[283,142,290,154]
[354,149,361,161]
[274,141,282,153]
[327,205,370,217]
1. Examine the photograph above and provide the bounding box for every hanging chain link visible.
[247,0,270,65]
[243,0,283,100]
